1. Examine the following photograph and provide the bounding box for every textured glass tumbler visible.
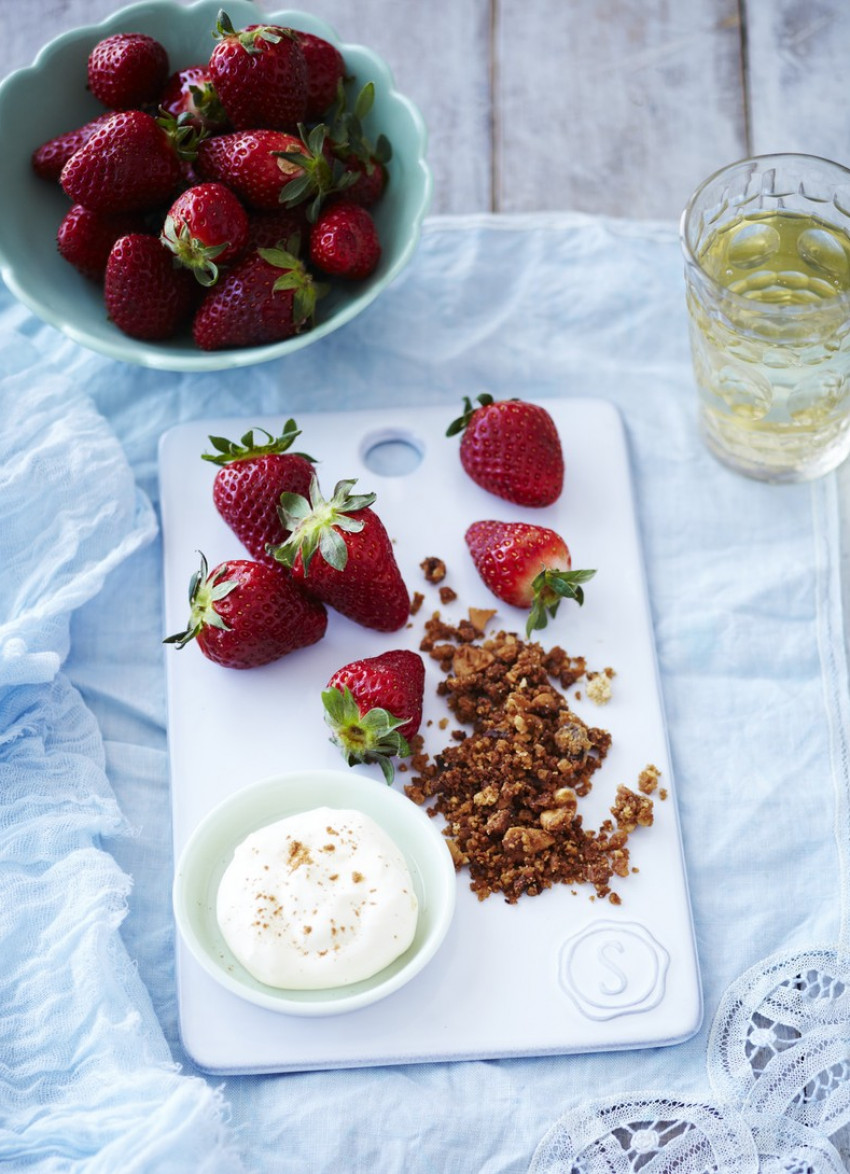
[680,153,850,482]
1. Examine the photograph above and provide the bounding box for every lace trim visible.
[530,949,850,1172]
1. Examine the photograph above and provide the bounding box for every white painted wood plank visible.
[744,0,850,166]
[494,0,748,220]
[285,0,492,213]
[0,0,491,215]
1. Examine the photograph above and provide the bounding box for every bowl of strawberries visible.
[0,0,432,370]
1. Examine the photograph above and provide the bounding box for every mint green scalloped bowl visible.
[0,0,432,370]
[173,769,457,1015]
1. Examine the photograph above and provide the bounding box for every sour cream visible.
[217,807,419,990]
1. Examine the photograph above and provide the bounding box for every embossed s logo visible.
[597,939,628,996]
[558,921,670,1020]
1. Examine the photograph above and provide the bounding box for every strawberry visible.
[309,200,381,279]
[245,206,308,251]
[327,82,392,207]
[60,110,190,213]
[161,182,250,286]
[447,395,565,508]
[57,204,147,281]
[322,650,425,783]
[209,13,307,130]
[201,420,316,565]
[191,243,322,350]
[87,32,169,110]
[274,124,351,222]
[159,65,229,134]
[464,520,595,636]
[295,31,346,121]
[164,552,327,669]
[104,233,197,340]
[31,112,116,182]
[338,153,387,207]
[196,128,308,211]
[271,476,410,632]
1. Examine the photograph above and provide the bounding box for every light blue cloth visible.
[1,213,849,1171]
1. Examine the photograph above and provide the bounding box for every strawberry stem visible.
[163,552,235,647]
[446,393,496,437]
[321,685,410,784]
[201,419,314,465]
[161,214,230,287]
[527,568,596,636]
[270,474,376,573]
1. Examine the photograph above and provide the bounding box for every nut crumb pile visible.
[404,612,658,905]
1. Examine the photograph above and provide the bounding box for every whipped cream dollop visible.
[217,806,419,990]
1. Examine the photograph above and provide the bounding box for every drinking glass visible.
[680,153,850,482]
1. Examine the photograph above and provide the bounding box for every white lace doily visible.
[530,949,850,1172]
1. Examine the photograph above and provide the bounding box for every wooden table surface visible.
[4,0,850,221]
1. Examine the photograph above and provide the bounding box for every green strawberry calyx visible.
[270,475,376,574]
[213,10,296,53]
[256,242,328,326]
[446,392,502,437]
[321,684,410,785]
[201,419,315,466]
[184,79,228,129]
[163,552,235,648]
[527,567,597,637]
[161,214,231,287]
[274,123,358,223]
[328,81,393,170]
[155,108,206,162]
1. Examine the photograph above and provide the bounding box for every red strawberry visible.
[159,65,229,134]
[339,153,387,207]
[327,81,392,207]
[57,204,147,281]
[322,650,425,783]
[31,112,116,182]
[104,233,197,340]
[295,31,346,120]
[245,206,308,251]
[309,200,381,279]
[196,129,307,211]
[87,32,169,110]
[201,420,316,565]
[271,476,410,632]
[209,13,307,130]
[191,243,322,350]
[273,124,349,222]
[161,182,250,286]
[447,395,565,508]
[465,520,595,636]
[60,110,188,213]
[164,552,327,669]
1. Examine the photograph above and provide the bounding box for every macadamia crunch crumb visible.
[405,611,659,905]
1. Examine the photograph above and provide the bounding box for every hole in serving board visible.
[360,429,425,477]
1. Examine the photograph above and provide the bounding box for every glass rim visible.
[679,151,850,316]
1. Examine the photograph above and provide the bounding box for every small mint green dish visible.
[173,769,457,1016]
[0,0,432,371]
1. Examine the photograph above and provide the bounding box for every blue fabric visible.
[1,212,848,1171]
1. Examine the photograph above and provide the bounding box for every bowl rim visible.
[172,767,457,1016]
[0,0,433,372]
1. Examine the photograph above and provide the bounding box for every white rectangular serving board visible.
[159,398,702,1074]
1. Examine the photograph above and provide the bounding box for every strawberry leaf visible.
[270,475,377,574]
[163,552,235,647]
[321,684,410,784]
[354,82,375,122]
[201,420,313,465]
[526,568,596,637]
[317,524,349,570]
[446,392,495,437]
